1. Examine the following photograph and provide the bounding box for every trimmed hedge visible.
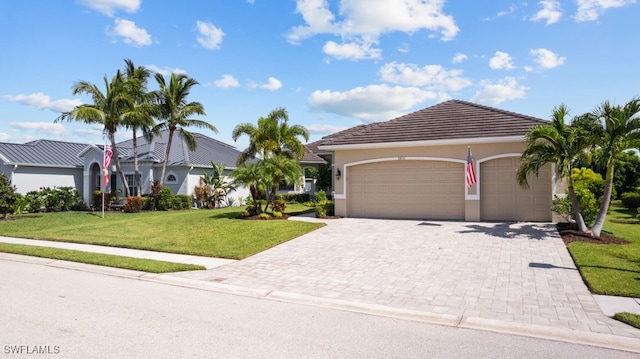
[621,192,640,209]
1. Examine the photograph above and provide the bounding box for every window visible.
[166,173,177,183]
[303,167,314,192]
[125,174,142,196]
[278,181,295,191]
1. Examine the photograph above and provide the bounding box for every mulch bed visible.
[556,222,630,245]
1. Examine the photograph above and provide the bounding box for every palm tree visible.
[517,104,593,232]
[232,107,309,165]
[152,72,217,185]
[262,154,303,212]
[586,98,640,237]
[201,161,236,208]
[121,59,157,196]
[230,161,266,213]
[56,72,132,196]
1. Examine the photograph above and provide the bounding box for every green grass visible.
[0,207,323,260]
[566,203,640,297]
[0,243,205,273]
[613,312,640,329]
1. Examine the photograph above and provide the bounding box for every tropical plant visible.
[56,71,132,196]
[121,59,158,196]
[517,104,593,232]
[583,98,640,237]
[0,173,19,219]
[230,162,266,214]
[151,72,217,185]
[262,154,303,212]
[201,162,236,208]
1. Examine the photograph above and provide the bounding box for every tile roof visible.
[0,139,89,167]
[319,100,550,147]
[300,148,328,164]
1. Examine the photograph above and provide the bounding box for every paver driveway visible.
[169,218,640,340]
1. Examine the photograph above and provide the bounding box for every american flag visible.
[103,144,113,187]
[466,147,477,188]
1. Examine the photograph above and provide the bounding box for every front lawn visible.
[0,207,323,259]
[566,204,640,297]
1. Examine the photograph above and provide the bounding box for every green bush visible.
[23,191,44,213]
[621,192,640,209]
[155,186,173,211]
[123,197,142,213]
[171,194,192,210]
[22,186,86,212]
[272,211,283,218]
[552,184,598,226]
[259,212,270,220]
[313,190,328,203]
[275,193,310,203]
[314,205,326,218]
[0,173,19,218]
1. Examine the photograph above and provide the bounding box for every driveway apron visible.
[169,218,640,339]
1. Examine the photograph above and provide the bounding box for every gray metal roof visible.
[0,130,243,169]
[0,139,89,167]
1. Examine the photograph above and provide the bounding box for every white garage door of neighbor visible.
[347,160,465,220]
[480,157,552,222]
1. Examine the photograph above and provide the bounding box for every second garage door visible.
[480,157,552,222]
[347,160,465,220]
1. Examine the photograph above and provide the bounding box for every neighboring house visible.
[0,130,252,207]
[312,100,563,222]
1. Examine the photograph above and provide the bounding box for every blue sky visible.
[0,0,638,151]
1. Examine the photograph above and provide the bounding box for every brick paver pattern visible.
[169,219,640,339]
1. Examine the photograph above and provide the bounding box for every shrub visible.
[551,184,598,226]
[272,211,283,218]
[275,193,310,203]
[245,205,258,216]
[141,196,152,210]
[270,200,286,213]
[259,212,270,220]
[621,192,640,209]
[314,204,326,218]
[172,194,192,210]
[155,186,173,211]
[23,191,44,213]
[313,190,328,203]
[92,191,111,211]
[123,196,142,213]
[0,173,19,219]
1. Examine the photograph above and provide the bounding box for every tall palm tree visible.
[586,98,640,237]
[152,72,217,185]
[121,59,157,196]
[232,107,309,165]
[517,104,593,232]
[262,153,303,212]
[56,72,132,196]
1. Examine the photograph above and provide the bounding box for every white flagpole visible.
[102,142,105,219]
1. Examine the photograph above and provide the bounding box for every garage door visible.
[480,157,552,221]
[347,160,464,220]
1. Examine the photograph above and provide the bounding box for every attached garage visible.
[480,157,552,222]
[347,160,465,220]
[316,100,561,222]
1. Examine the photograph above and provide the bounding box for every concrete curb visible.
[2,252,639,354]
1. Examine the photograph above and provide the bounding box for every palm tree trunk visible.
[110,133,132,197]
[566,179,588,232]
[591,164,615,237]
[159,128,175,186]
[132,128,141,196]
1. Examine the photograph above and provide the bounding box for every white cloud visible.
[452,53,468,64]
[305,124,349,135]
[322,40,382,60]
[472,77,527,104]
[379,62,472,91]
[307,84,440,121]
[11,122,68,137]
[531,0,563,25]
[529,48,566,70]
[110,19,152,47]
[575,0,636,22]
[0,132,11,142]
[484,4,518,20]
[250,77,282,91]
[397,43,410,53]
[489,51,516,70]
[3,93,82,112]
[145,65,187,76]
[288,0,459,60]
[77,0,140,17]
[196,21,225,50]
[214,74,239,88]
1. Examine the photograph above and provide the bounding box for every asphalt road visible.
[0,259,637,359]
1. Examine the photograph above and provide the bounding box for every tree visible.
[230,161,266,214]
[152,72,217,185]
[0,173,19,219]
[56,72,132,196]
[262,154,303,212]
[121,59,158,196]
[517,104,593,232]
[199,161,236,208]
[585,98,640,237]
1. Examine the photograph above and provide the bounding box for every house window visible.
[166,173,178,184]
[304,167,314,192]
[278,181,294,191]
[125,175,140,196]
